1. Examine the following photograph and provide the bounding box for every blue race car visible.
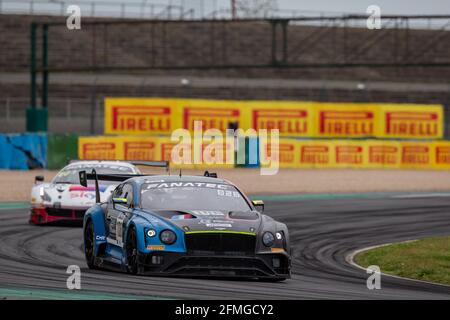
[79,162,291,281]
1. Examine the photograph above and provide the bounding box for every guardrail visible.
[0,0,193,20]
[0,0,447,29]
[0,97,102,119]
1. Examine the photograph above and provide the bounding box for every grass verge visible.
[355,236,450,285]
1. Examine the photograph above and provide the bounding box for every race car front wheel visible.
[84,220,96,269]
[126,227,139,274]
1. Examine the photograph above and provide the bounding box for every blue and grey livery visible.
[80,162,291,280]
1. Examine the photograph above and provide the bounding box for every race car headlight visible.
[262,231,275,247]
[146,229,156,237]
[160,230,177,245]
[39,187,51,202]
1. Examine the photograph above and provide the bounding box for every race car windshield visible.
[52,164,136,184]
[140,182,252,212]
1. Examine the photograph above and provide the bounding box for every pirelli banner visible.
[78,136,234,169]
[104,98,443,139]
[80,135,450,170]
[260,139,450,169]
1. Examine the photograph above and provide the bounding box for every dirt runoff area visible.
[2,168,450,202]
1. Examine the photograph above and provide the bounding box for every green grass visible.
[355,236,450,285]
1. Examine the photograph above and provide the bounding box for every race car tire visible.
[84,220,96,269]
[126,227,139,275]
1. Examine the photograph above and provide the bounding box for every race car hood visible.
[32,183,116,209]
[154,209,263,234]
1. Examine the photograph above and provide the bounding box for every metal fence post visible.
[6,98,10,121]
[42,24,49,108]
[30,22,37,109]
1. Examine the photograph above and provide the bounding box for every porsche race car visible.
[29,161,142,225]
[81,167,291,280]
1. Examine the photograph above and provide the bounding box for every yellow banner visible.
[298,140,334,168]
[399,141,433,169]
[180,99,247,133]
[247,101,314,137]
[314,103,378,138]
[378,104,443,139]
[259,138,299,168]
[78,136,234,169]
[365,140,401,168]
[104,98,443,139]
[79,135,450,170]
[121,136,161,161]
[433,141,450,169]
[78,136,123,160]
[104,98,181,135]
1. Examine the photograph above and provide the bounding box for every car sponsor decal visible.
[116,214,126,246]
[171,214,194,220]
[70,192,96,200]
[205,223,232,228]
[198,218,234,228]
[191,210,225,216]
[143,182,230,190]
[217,189,241,198]
[106,237,123,247]
[69,185,108,192]
[147,245,165,250]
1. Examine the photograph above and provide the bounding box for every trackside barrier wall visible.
[0,133,47,169]
[47,134,79,170]
[78,135,450,170]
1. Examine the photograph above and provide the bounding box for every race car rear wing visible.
[129,160,169,169]
[69,159,169,171]
[78,161,170,203]
[79,169,144,203]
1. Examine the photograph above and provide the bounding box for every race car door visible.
[106,183,134,247]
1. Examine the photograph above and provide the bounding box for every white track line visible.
[346,240,450,289]
[391,193,450,199]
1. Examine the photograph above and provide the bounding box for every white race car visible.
[29,161,141,225]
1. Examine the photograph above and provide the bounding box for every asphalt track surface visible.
[1,196,450,299]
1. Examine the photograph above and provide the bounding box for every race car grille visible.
[185,233,256,255]
[45,208,86,219]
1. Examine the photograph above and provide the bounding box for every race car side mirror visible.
[252,200,264,212]
[78,171,87,188]
[34,175,44,184]
[79,171,87,187]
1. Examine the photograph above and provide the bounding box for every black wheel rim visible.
[84,222,94,260]
[126,229,137,271]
